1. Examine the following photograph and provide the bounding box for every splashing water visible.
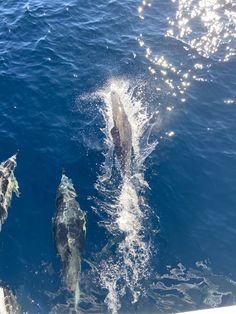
[96,79,158,187]
[92,79,158,313]
[99,177,150,313]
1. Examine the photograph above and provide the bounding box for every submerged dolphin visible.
[0,152,19,231]
[54,172,86,311]
[110,91,132,175]
[0,284,20,314]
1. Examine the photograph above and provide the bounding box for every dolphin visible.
[110,91,132,175]
[0,284,20,314]
[54,172,86,311]
[0,152,19,231]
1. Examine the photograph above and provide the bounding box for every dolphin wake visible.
[92,79,158,313]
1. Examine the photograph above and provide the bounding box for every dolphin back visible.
[0,153,19,231]
[54,173,86,309]
[110,91,132,175]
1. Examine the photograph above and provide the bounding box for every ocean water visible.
[0,0,236,313]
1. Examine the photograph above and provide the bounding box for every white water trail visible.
[93,78,158,313]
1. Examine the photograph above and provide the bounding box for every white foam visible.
[93,78,157,313]
[96,78,158,186]
[0,288,7,314]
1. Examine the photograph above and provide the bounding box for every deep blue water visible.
[0,0,236,313]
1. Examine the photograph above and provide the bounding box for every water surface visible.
[0,0,235,313]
